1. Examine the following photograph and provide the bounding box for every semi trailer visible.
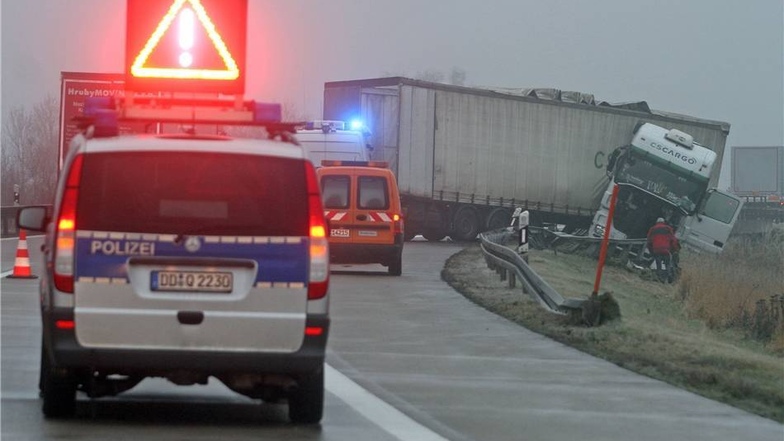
[322,77,742,252]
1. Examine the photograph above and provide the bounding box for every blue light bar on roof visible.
[253,102,282,123]
[83,97,115,116]
[83,97,119,137]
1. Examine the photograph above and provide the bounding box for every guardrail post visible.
[508,272,515,288]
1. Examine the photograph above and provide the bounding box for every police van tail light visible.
[54,154,84,294]
[305,161,329,300]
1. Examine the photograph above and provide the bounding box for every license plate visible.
[358,230,377,237]
[151,271,233,293]
[331,228,350,238]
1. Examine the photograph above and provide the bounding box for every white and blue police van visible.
[17,97,330,424]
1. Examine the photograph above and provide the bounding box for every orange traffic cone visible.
[6,229,37,279]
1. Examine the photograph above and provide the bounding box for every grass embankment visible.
[441,231,784,422]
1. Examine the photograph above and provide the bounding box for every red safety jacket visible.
[647,222,678,255]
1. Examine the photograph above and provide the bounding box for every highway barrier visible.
[479,228,585,314]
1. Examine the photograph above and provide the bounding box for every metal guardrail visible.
[478,228,585,315]
[0,205,52,238]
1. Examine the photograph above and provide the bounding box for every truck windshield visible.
[615,155,707,213]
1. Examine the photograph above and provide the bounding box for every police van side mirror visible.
[17,206,49,232]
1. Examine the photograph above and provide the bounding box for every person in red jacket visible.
[646,217,679,282]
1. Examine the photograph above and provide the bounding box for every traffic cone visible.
[6,229,37,279]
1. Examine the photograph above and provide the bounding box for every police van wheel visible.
[38,341,45,396]
[41,360,77,418]
[288,368,324,424]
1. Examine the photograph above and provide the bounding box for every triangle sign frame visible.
[131,0,239,81]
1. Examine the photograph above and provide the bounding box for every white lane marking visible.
[1,270,14,278]
[325,364,448,441]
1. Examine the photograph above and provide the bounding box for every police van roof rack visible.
[78,96,301,139]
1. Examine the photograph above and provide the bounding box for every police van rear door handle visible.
[356,214,368,221]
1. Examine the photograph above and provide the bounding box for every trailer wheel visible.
[452,206,481,241]
[486,208,511,231]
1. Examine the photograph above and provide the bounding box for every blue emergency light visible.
[79,96,287,138]
[82,97,119,137]
[252,102,282,123]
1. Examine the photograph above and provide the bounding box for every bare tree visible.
[1,95,59,205]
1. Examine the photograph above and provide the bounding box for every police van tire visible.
[41,360,77,418]
[288,368,324,424]
[38,342,44,395]
[389,252,403,276]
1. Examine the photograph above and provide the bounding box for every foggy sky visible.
[2,0,783,188]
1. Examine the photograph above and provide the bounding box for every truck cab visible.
[297,120,372,164]
[592,123,743,253]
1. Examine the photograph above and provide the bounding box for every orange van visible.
[316,161,404,275]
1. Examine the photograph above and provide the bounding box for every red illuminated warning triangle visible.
[131,0,239,80]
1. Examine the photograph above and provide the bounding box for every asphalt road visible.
[1,236,782,440]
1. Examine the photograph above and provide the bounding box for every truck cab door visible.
[680,189,744,254]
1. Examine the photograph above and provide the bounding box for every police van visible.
[17,98,330,424]
[297,120,372,163]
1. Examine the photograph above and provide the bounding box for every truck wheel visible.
[41,355,77,418]
[288,368,324,424]
[452,206,481,241]
[388,252,402,276]
[486,208,511,231]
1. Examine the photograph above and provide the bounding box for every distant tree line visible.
[1,95,59,206]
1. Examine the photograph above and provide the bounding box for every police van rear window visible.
[76,152,308,236]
